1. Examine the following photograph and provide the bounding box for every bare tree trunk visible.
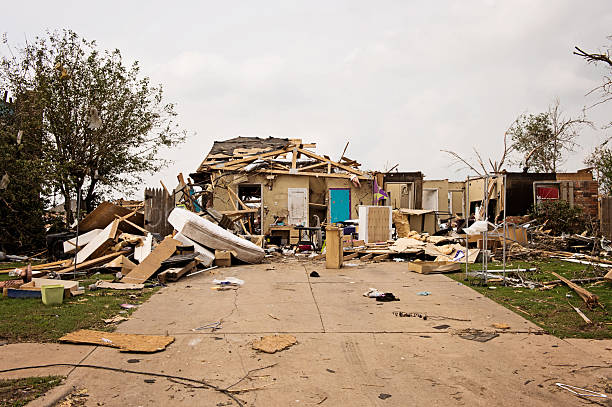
[62,190,74,226]
[84,178,98,213]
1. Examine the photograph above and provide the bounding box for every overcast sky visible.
[3,1,612,195]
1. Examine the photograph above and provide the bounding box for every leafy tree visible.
[0,92,47,252]
[1,30,186,224]
[509,99,591,173]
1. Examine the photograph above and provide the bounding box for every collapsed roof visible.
[193,136,371,182]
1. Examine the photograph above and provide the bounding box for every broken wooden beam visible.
[343,252,360,260]
[57,251,129,274]
[359,253,373,261]
[121,237,180,284]
[158,260,198,284]
[550,271,599,308]
[372,253,389,262]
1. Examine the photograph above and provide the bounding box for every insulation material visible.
[392,210,412,238]
[59,329,174,352]
[389,237,425,253]
[169,208,264,264]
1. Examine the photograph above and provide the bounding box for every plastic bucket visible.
[41,285,64,305]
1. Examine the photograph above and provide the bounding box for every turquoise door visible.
[330,189,350,223]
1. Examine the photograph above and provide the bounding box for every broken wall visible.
[448,181,465,216]
[383,172,423,209]
[210,173,373,234]
[422,180,450,212]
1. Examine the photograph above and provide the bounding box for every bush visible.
[530,200,587,235]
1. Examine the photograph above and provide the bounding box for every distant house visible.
[464,168,598,220]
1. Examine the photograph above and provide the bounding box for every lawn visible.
[447,258,612,339]
[0,265,159,343]
[0,376,63,407]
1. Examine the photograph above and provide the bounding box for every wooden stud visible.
[212,148,290,170]
[226,188,248,235]
[298,162,328,172]
[297,147,364,176]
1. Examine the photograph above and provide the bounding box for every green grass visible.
[447,259,612,339]
[0,274,159,343]
[0,376,63,407]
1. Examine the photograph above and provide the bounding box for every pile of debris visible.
[2,199,265,300]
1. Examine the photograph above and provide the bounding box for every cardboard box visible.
[214,250,232,267]
[407,261,461,275]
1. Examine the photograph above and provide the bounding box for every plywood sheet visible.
[121,237,180,284]
[75,220,119,264]
[63,229,102,254]
[94,280,144,290]
[59,329,174,352]
[78,201,144,234]
[359,206,391,243]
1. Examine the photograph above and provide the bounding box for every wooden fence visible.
[144,188,175,236]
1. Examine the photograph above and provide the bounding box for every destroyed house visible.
[190,136,375,240]
[465,169,599,219]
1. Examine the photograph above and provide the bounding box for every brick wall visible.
[573,180,599,219]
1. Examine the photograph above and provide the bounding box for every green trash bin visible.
[41,285,64,305]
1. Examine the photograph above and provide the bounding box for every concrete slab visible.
[63,331,610,406]
[1,261,609,406]
[0,343,94,379]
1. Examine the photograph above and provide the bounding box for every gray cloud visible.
[3,0,611,194]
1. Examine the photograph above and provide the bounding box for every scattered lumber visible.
[158,260,198,284]
[57,251,129,274]
[75,220,120,264]
[569,304,593,325]
[343,252,360,260]
[550,271,599,308]
[78,201,144,234]
[605,269,612,282]
[359,253,373,261]
[372,253,389,262]
[93,280,144,290]
[121,237,181,284]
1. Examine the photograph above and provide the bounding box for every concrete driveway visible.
[1,259,610,406]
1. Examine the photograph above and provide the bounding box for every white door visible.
[423,188,439,211]
[288,188,308,226]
